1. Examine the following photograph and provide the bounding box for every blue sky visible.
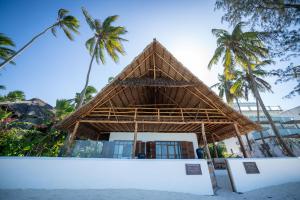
[0,0,299,110]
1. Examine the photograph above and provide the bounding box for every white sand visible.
[0,182,299,200]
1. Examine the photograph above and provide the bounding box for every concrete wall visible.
[226,158,300,192]
[109,132,199,155]
[0,157,213,195]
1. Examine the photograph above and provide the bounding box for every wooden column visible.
[212,136,219,158]
[233,123,249,158]
[66,121,80,156]
[201,123,212,160]
[132,122,138,158]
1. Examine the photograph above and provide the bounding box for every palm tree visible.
[72,85,97,107]
[0,33,16,65]
[211,74,236,105]
[0,9,79,69]
[77,7,127,108]
[230,63,274,157]
[208,22,295,156]
[5,90,25,102]
[212,74,253,152]
[55,99,75,120]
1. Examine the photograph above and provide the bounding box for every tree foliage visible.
[77,8,127,108]
[55,85,97,120]
[55,99,75,120]
[0,33,15,65]
[0,8,80,69]
[230,62,273,100]
[208,142,228,158]
[215,0,300,97]
[208,22,269,80]
[269,64,300,98]
[0,90,26,102]
[209,22,295,156]
[211,74,239,104]
[0,122,65,157]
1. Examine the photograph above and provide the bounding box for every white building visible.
[224,102,300,157]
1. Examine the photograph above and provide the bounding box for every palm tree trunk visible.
[235,97,252,152]
[77,51,96,109]
[0,23,57,69]
[247,64,295,157]
[256,99,273,157]
[235,97,242,113]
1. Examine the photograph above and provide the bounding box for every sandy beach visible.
[1,181,299,200]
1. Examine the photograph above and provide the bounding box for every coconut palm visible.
[73,85,97,107]
[0,9,79,69]
[212,73,253,152]
[0,33,16,65]
[77,7,127,108]
[230,62,274,157]
[208,22,295,156]
[55,99,75,120]
[211,74,245,107]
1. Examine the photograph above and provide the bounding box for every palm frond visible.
[81,7,96,30]
[103,15,119,28]
[58,9,69,18]
[208,46,224,69]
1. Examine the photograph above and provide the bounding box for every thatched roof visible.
[57,39,261,142]
[0,98,55,124]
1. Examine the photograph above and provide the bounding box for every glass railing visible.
[71,140,134,158]
[71,140,107,158]
[252,128,300,140]
[248,116,294,122]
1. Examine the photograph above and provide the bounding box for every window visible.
[113,140,133,158]
[155,141,182,159]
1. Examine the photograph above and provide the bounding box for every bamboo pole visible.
[233,123,249,158]
[201,123,212,160]
[132,122,138,158]
[66,121,80,156]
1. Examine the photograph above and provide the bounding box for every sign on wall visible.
[243,162,260,174]
[185,164,202,175]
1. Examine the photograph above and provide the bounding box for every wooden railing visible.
[85,107,229,122]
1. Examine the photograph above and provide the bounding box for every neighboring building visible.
[223,102,300,157]
[0,98,55,125]
[281,106,300,120]
[57,39,260,159]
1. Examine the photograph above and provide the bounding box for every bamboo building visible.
[57,39,261,159]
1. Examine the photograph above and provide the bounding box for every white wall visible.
[110,132,199,155]
[226,157,300,192]
[0,157,213,195]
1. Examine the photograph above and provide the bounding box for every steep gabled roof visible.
[57,39,261,142]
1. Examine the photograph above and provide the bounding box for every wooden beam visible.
[233,123,249,158]
[201,123,212,160]
[153,53,156,80]
[132,122,138,158]
[180,108,184,121]
[155,52,189,81]
[66,121,80,156]
[80,119,234,125]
